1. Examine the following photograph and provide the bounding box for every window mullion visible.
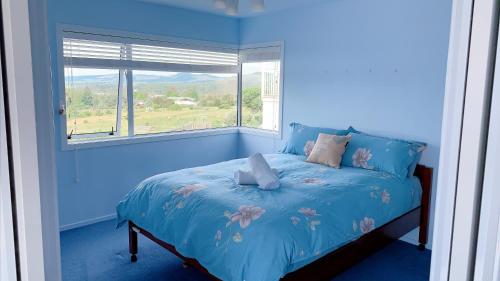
[125,44,135,137]
[237,61,243,127]
[116,69,125,136]
[126,69,134,137]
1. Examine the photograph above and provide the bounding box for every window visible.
[60,29,282,146]
[240,46,282,131]
[132,70,237,135]
[241,61,281,131]
[64,67,127,140]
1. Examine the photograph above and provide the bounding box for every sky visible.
[65,68,177,77]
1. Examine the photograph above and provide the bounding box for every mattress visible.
[116,153,422,281]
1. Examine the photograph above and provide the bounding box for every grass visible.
[66,106,258,137]
[133,107,236,134]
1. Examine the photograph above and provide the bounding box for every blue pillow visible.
[407,142,427,176]
[281,123,352,156]
[341,133,424,179]
[347,127,427,177]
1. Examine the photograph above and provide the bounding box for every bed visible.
[117,153,432,281]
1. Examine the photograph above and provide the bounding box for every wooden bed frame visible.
[128,164,433,281]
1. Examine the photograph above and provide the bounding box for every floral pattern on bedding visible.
[116,153,422,281]
[342,133,425,179]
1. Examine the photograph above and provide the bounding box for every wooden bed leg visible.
[129,221,138,262]
[417,166,432,251]
[418,205,429,251]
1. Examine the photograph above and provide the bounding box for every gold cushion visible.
[306,133,351,168]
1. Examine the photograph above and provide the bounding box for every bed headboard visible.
[414,164,433,248]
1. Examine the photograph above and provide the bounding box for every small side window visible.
[241,61,281,131]
[64,67,127,142]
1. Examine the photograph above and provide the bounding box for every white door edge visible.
[430,0,473,279]
[449,0,499,279]
[473,16,500,281]
[1,0,45,279]
[0,44,17,281]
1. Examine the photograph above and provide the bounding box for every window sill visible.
[61,127,239,151]
[61,127,282,151]
[238,127,281,139]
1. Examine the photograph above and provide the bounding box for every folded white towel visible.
[234,169,278,185]
[248,153,280,190]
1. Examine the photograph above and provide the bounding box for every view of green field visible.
[64,69,263,140]
[67,107,239,135]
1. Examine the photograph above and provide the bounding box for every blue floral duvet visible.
[116,154,422,281]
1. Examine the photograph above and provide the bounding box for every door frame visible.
[0,38,17,281]
[27,0,62,279]
[430,0,499,280]
[449,0,498,277]
[429,0,472,278]
[473,16,500,281]
[1,0,46,279]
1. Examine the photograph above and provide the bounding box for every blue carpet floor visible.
[60,219,431,281]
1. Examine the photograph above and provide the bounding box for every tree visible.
[165,89,178,97]
[151,96,174,110]
[134,92,147,102]
[187,89,199,100]
[243,87,262,112]
[80,87,94,108]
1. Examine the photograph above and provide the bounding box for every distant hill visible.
[242,72,260,88]
[67,72,228,84]
[68,72,261,85]
[66,72,262,96]
[137,73,231,84]
[66,74,119,84]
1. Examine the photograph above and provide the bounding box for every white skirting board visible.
[399,228,425,248]
[59,213,117,232]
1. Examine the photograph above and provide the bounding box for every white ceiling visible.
[139,0,329,17]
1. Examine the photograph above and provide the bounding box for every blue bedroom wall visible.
[47,0,240,228]
[48,0,452,248]
[238,0,452,248]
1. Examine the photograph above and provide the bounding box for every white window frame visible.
[239,42,285,139]
[56,25,284,150]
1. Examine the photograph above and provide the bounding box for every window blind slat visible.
[64,57,239,74]
[130,49,237,63]
[131,44,238,59]
[63,37,239,68]
[239,46,282,63]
